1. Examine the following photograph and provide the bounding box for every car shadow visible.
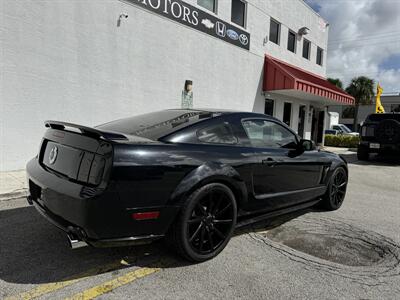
[0,203,314,285]
[0,205,191,285]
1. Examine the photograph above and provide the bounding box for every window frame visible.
[197,0,218,14]
[302,38,311,60]
[316,46,323,66]
[269,18,281,45]
[231,0,247,28]
[196,121,239,145]
[240,117,300,149]
[287,30,297,53]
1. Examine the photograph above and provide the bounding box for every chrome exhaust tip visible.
[67,233,88,249]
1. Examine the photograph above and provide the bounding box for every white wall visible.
[184,0,329,77]
[247,0,328,77]
[0,0,328,170]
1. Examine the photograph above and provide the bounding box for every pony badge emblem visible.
[49,146,58,165]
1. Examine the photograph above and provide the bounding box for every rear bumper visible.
[26,157,179,246]
[28,196,164,247]
[359,141,400,153]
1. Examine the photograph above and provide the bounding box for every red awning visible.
[263,55,354,105]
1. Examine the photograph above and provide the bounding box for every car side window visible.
[242,119,298,148]
[197,122,238,145]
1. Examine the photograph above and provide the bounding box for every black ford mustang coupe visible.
[27,109,348,262]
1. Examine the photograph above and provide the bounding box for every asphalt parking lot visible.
[1,153,400,300]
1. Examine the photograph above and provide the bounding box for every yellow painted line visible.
[64,267,161,300]
[4,259,133,300]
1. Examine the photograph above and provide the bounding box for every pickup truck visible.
[358,113,400,160]
[325,124,359,136]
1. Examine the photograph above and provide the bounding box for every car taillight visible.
[76,153,105,185]
[132,211,160,220]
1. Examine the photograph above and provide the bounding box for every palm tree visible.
[345,76,375,131]
[327,78,344,89]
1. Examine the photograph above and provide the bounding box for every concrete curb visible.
[322,146,357,153]
[0,170,27,201]
[0,189,27,202]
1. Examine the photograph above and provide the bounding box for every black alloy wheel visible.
[323,167,348,210]
[187,189,235,254]
[168,183,237,262]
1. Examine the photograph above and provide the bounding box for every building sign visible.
[127,0,250,50]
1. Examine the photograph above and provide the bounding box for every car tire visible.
[167,183,237,262]
[322,167,348,211]
[357,147,369,161]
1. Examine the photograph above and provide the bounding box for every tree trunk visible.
[353,104,359,132]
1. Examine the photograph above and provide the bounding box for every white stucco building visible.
[0,0,353,171]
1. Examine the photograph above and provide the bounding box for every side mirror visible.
[299,139,316,151]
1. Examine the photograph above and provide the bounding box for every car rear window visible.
[96,110,218,140]
[366,114,400,122]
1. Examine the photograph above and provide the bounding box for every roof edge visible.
[300,0,329,25]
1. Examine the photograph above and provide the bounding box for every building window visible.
[287,30,296,53]
[316,47,323,66]
[264,99,274,116]
[302,39,311,59]
[283,102,292,126]
[269,19,280,45]
[198,0,217,13]
[231,0,246,28]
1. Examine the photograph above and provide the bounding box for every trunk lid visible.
[39,121,123,186]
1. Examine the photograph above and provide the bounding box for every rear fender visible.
[168,162,247,208]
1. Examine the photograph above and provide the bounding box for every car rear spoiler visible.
[45,120,128,141]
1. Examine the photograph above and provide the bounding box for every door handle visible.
[262,157,277,166]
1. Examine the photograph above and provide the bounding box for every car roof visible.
[168,108,279,121]
[166,108,237,114]
[368,113,400,116]
[98,109,284,141]
[366,113,400,122]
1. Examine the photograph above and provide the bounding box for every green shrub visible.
[324,134,359,148]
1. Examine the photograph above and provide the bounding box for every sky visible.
[304,0,400,93]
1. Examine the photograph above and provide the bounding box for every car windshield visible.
[96,110,219,140]
[340,125,352,133]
